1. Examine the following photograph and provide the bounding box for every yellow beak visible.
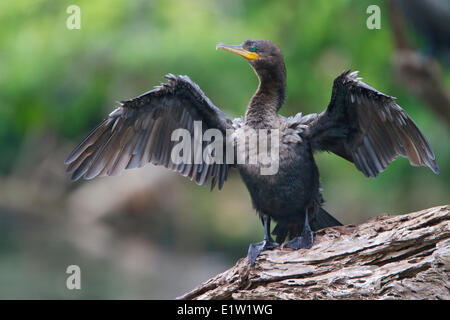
[216,43,260,60]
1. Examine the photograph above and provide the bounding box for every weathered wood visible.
[179,205,450,300]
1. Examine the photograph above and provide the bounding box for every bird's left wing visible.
[65,74,234,190]
[306,70,439,177]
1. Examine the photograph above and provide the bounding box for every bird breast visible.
[232,122,308,178]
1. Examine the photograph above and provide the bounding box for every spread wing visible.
[65,74,234,190]
[307,70,439,177]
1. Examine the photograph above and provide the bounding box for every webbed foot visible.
[283,232,313,250]
[248,240,279,266]
[284,209,314,250]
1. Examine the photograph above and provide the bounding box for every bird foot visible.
[248,240,279,266]
[283,230,314,250]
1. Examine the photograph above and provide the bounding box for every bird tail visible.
[310,207,343,231]
[272,223,298,244]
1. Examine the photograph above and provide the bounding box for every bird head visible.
[216,39,285,77]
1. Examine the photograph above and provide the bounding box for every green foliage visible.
[0,0,448,211]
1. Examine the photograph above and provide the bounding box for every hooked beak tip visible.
[215,42,259,60]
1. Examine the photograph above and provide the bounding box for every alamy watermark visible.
[366,5,381,30]
[66,5,81,30]
[66,4,382,31]
[171,121,280,175]
[66,265,81,290]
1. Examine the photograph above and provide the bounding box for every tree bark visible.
[179,205,450,300]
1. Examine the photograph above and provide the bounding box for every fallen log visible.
[179,205,450,300]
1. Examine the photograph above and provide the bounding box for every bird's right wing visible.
[306,70,439,177]
[65,74,234,190]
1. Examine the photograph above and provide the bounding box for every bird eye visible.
[250,46,256,52]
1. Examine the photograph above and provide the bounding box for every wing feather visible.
[65,75,234,190]
[308,70,439,177]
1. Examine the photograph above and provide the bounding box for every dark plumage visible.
[66,39,439,266]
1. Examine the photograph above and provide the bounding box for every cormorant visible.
[65,40,439,266]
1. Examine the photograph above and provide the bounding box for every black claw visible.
[248,240,279,266]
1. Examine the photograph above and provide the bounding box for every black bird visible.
[65,40,439,265]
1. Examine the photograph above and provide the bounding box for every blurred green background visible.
[0,0,448,299]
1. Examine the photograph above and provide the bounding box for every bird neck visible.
[245,64,286,127]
